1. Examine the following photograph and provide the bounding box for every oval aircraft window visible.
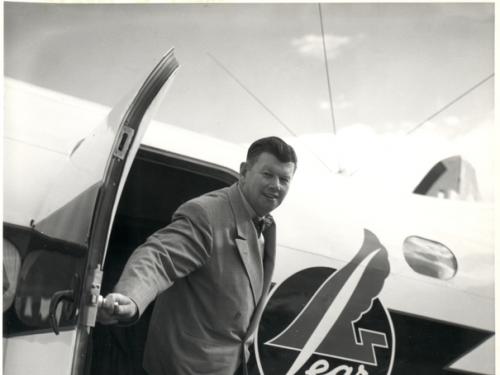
[403,236,457,280]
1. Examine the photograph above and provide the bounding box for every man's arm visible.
[97,200,213,324]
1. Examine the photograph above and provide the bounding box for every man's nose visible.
[269,176,281,190]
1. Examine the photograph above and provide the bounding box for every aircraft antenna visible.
[207,52,335,173]
[406,73,494,135]
[319,3,344,174]
[319,3,337,137]
[349,73,494,176]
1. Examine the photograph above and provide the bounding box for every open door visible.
[3,49,179,375]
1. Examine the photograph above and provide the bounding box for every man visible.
[98,136,297,375]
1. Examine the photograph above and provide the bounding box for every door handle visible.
[49,290,74,335]
[49,273,81,335]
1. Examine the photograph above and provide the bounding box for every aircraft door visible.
[3,50,179,375]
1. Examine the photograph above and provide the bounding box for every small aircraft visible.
[3,50,494,375]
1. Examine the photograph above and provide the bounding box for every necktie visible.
[253,215,273,237]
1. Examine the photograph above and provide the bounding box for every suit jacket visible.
[115,183,276,375]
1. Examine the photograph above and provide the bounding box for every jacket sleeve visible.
[114,200,213,317]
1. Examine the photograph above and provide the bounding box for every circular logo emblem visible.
[255,232,395,375]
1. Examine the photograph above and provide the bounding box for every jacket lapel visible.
[244,220,276,342]
[235,237,263,305]
[228,184,264,305]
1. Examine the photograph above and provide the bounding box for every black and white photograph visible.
[3,2,495,375]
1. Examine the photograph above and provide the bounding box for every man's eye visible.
[280,178,290,185]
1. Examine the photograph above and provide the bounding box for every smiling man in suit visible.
[98,136,297,375]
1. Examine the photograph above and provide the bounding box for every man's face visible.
[240,152,295,217]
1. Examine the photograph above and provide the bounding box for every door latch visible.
[80,264,103,328]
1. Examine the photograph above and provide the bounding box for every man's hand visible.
[97,293,138,325]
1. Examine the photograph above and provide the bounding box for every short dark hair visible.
[246,136,297,169]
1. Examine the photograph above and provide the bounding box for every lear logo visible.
[255,230,394,375]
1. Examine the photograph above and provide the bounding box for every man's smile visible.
[263,192,279,200]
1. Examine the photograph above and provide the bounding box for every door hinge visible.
[80,264,103,328]
[113,125,135,160]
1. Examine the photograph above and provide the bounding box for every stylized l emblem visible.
[265,229,391,374]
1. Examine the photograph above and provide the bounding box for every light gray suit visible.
[115,183,276,375]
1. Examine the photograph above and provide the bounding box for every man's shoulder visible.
[195,185,232,206]
[179,185,234,215]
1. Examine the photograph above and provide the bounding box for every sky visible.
[3,2,495,198]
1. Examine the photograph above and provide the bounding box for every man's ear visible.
[239,162,248,177]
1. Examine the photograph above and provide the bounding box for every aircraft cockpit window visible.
[403,236,457,280]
